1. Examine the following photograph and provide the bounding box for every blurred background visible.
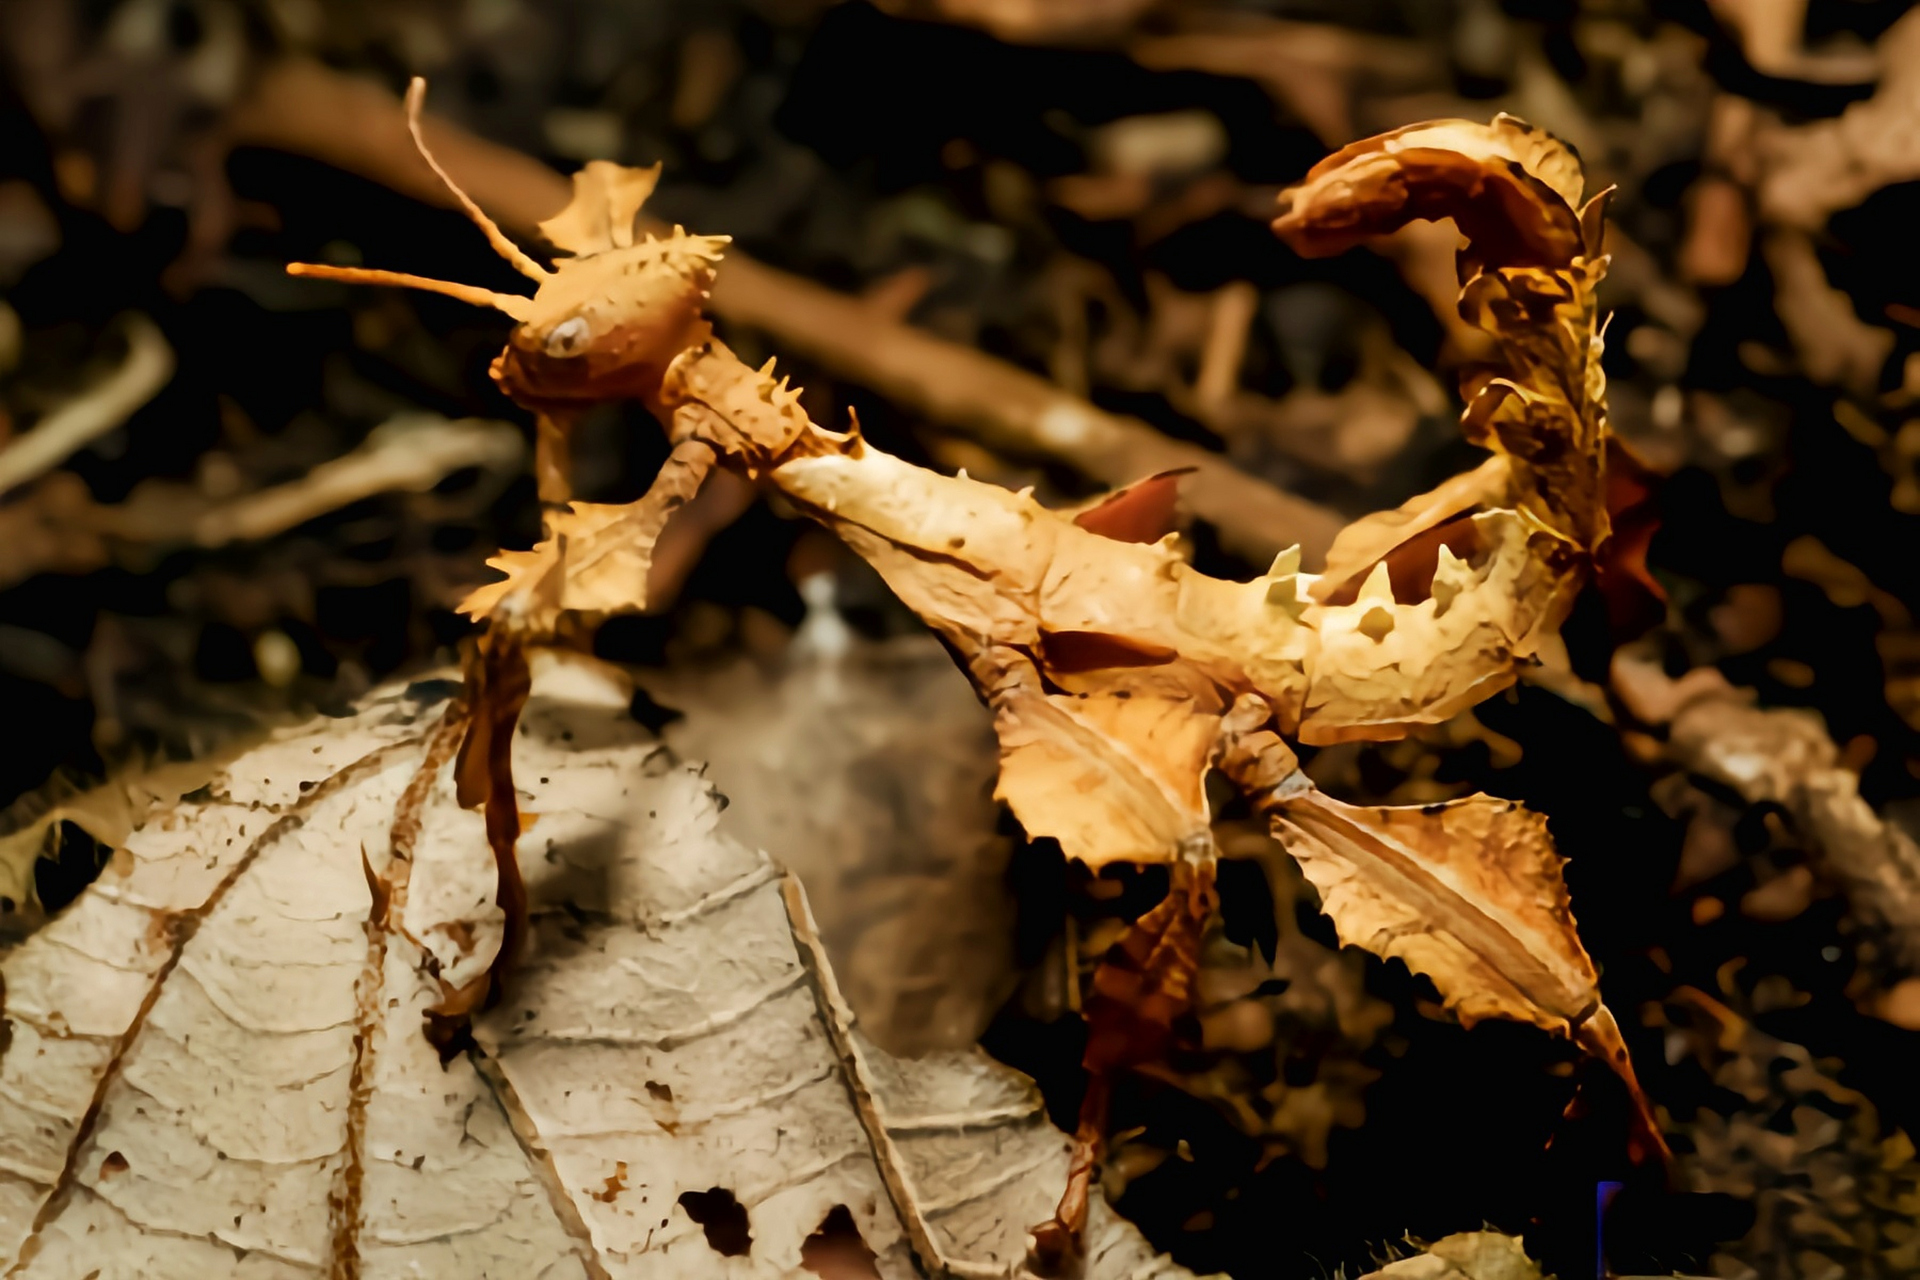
[4,1,1920,1277]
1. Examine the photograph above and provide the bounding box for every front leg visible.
[445,438,723,1016]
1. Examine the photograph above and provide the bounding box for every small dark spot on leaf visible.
[647,1081,674,1103]
[1421,802,1448,815]
[678,1187,752,1256]
[592,1160,630,1202]
[298,780,315,793]
[411,1154,425,1171]
[99,1151,129,1179]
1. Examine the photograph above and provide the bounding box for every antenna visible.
[403,77,550,283]
[284,263,533,320]
[284,78,543,319]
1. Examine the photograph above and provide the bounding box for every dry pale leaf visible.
[638,587,1017,1059]
[0,659,1205,1279]
[0,740,267,923]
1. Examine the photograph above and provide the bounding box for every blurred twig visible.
[0,414,523,590]
[1132,15,1437,147]
[0,313,173,497]
[186,415,521,547]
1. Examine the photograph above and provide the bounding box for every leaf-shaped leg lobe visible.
[1229,764,1668,1168]
[1031,863,1216,1273]
[459,437,719,622]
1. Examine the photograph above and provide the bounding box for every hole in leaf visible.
[628,687,685,735]
[677,1187,752,1256]
[34,820,113,915]
[801,1205,881,1279]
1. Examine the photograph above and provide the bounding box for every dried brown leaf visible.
[1760,229,1893,396]
[1358,1231,1544,1280]
[1616,653,1920,970]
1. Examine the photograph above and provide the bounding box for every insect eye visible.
[544,316,590,357]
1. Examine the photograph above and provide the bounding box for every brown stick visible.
[229,58,1345,568]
